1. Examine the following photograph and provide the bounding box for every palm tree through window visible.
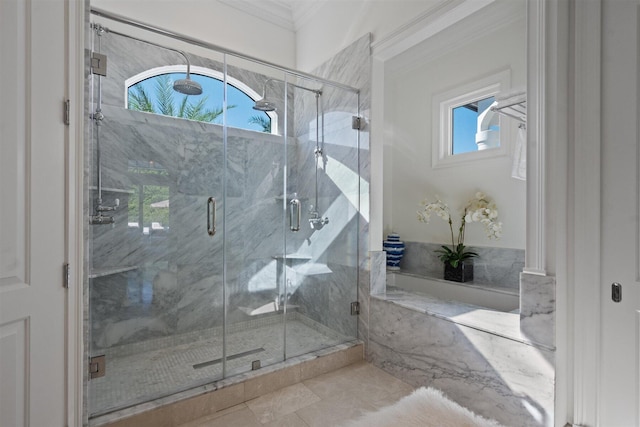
[126,70,273,133]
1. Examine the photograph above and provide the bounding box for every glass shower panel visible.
[87,11,362,422]
[87,26,227,416]
[284,78,360,358]
[221,55,288,376]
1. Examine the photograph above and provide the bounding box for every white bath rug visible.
[342,387,506,427]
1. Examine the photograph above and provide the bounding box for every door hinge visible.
[63,99,70,126]
[91,52,107,76]
[352,116,363,130]
[350,301,360,316]
[89,355,106,379]
[63,262,70,288]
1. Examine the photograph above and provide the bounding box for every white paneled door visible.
[0,0,69,426]
[600,0,640,425]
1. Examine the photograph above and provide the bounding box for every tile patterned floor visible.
[177,362,415,427]
[90,318,348,416]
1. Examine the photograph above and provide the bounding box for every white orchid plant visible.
[417,192,502,268]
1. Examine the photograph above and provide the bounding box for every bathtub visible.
[387,273,519,313]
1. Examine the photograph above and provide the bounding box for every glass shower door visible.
[87,14,361,421]
[220,55,289,376]
[87,27,227,416]
[283,78,361,359]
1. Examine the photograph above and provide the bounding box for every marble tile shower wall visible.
[90,106,296,350]
[277,88,361,338]
[88,31,363,352]
[305,34,372,346]
[401,241,525,290]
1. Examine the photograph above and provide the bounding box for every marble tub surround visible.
[368,297,555,426]
[376,285,551,350]
[520,273,556,349]
[367,268,555,425]
[401,241,524,290]
[369,251,387,296]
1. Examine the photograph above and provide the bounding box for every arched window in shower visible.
[125,65,278,134]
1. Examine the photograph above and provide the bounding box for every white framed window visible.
[432,69,511,168]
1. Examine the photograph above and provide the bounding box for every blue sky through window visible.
[128,73,271,132]
[452,96,496,155]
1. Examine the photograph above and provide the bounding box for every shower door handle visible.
[290,198,301,232]
[207,197,217,236]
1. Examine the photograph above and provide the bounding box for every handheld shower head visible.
[173,51,202,95]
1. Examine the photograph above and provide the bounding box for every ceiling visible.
[218,0,324,32]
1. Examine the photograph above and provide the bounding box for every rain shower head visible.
[173,51,202,96]
[253,98,277,112]
[173,77,202,95]
[253,79,277,112]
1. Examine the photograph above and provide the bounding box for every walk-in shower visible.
[86,8,360,423]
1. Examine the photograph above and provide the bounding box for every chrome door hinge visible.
[63,262,70,288]
[352,116,363,130]
[89,355,106,379]
[91,52,107,76]
[63,99,70,126]
[350,301,360,316]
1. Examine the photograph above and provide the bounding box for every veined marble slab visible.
[374,288,552,351]
[369,297,555,427]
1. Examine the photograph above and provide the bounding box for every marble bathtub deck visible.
[177,361,415,427]
[377,286,553,351]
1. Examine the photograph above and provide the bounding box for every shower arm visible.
[98,25,194,80]
[260,77,322,95]
[258,78,322,104]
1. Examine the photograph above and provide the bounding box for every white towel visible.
[511,125,526,180]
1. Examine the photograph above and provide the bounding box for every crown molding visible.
[290,1,324,31]
[372,0,495,62]
[219,0,295,32]
[382,0,525,74]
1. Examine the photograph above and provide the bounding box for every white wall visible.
[383,12,526,250]
[295,0,444,71]
[90,0,296,68]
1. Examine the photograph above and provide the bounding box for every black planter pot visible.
[444,261,474,282]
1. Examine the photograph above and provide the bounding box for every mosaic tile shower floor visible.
[89,317,347,416]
